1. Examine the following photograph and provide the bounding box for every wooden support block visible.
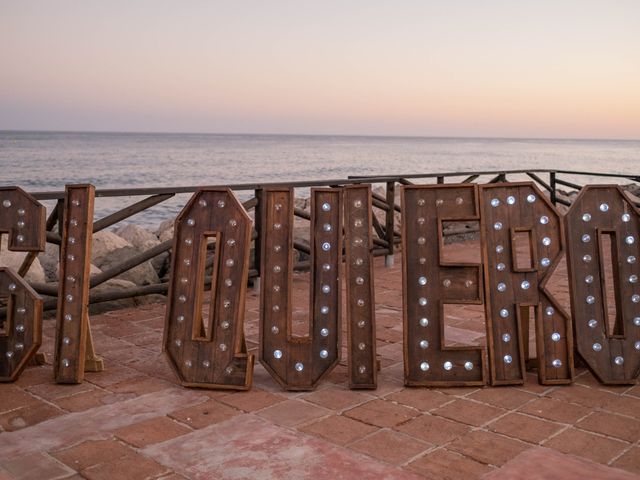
[0,187,45,382]
[29,352,46,365]
[480,182,573,385]
[401,184,486,387]
[83,322,104,372]
[259,188,342,391]
[163,189,254,389]
[565,185,640,384]
[54,185,96,383]
[345,185,377,389]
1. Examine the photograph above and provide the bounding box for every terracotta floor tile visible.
[515,373,556,395]
[575,371,635,395]
[0,385,39,413]
[377,327,403,343]
[344,399,419,428]
[107,375,176,396]
[100,345,149,364]
[83,364,142,388]
[119,330,163,348]
[0,401,63,432]
[52,390,134,413]
[488,413,564,444]
[217,388,286,412]
[468,387,536,410]
[484,447,639,480]
[143,415,419,479]
[82,452,169,480]
[349,429,431,465]
[14,366,53,388]
[576,411,640,443]
[448,430,530,466]
[395,413,470,445]
[26,382,96,401]
[156,474,190,480]
[406,448,494,479]
[547,384,618,409]
[543,428,628,464]
[52,439,135,471]
[386,388,451,412]
[256,399,330,427]
[433,398,505,427]
[168,399,240,429]
[434,386,481,397]
[114,416,191,447]
[376,343,404,362]
[0,388,204,461]
[0,452,75,480]
[299,414,378,445]
[370,373,405,397]
[625,384,640,398]
[612,447,640,476]
[302,387,373,411]
[518,396,591,424]
[602,395,640,418]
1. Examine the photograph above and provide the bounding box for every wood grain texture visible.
[54,185,95,383]
[401,184,486,387]
[565,185,640,384]
[345,185,377,389]
[163,189,254,389]
[259,188,342,391]
[0,187,45,381]
[480,182,573,386]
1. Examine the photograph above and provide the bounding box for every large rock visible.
[94,245,159,286]
[156,219,175,243]
[0,237,46,283]
[624,183,640,197]
[91,231,131,263]
[89,278,137,314]
[38,242,60,282]
[294,197,310,211]
[153,220,175,276]
[36,241,103,283]
[116,223,168,274]
[150,251,170,279]
[89,277,165,314]
[115,224,160,250]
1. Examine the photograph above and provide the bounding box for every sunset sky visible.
[1,1,639,139]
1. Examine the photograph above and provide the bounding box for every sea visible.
[1,131,638,228]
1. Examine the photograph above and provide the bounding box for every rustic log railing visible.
[6,168,638,310]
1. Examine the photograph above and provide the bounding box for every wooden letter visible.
[54,185,95,383]
[164,189,254,389]
[260,188,342,390]
[481,183,573,385]
[0,187,45,381]
[345,185,377,388]
[402,184,486,386]
[565,186,640,384]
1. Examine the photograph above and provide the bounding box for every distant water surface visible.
[1,131,638,227]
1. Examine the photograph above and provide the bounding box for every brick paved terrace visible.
[1,239,639,480]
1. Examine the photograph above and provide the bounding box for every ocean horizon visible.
[2,130,638,227]
[3,129,640,142]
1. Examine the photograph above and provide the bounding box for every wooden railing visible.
[9,168,639,310]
